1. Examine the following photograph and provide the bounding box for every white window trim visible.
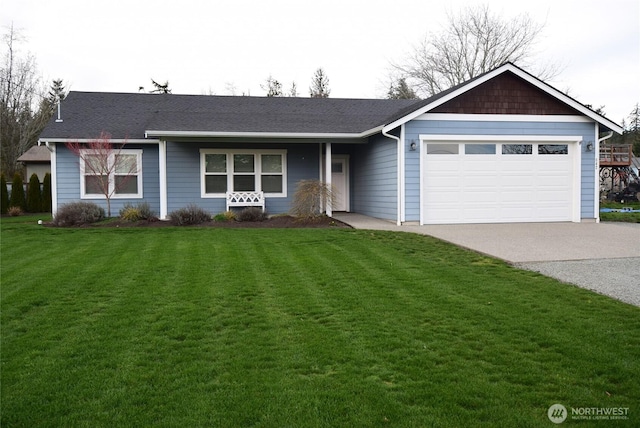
[80,149,143,199]
[200,149,287,198]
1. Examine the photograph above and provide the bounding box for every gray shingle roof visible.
[39,92,424,140]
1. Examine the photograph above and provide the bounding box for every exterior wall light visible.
[410,141,417,151]
[586,142,594,151]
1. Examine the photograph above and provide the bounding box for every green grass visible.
[2,217,639,427]
[600,201,640,223]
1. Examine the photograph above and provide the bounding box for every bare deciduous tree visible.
[66,132,138,217]
[262,75,283,97]
[391,4,557,97]
[0,24,54,177]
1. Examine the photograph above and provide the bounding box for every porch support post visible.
[159,140,168,220]
[325,142,332,217]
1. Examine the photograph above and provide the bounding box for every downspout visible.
[382,125,402,226]
[598,131,614,145]
[595,130,614,223]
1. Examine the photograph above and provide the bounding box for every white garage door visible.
[422,141,579,224]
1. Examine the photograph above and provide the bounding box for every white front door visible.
[325,156,349,212]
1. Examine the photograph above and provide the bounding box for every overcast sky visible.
[3,0,639,124]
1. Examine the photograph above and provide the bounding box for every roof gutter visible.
[144,126,385,140]
[382,124,403,226]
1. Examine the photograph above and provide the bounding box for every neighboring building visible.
[38,63,623,224]
[17,145,51,182]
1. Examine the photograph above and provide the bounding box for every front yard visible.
[1,217,639,426]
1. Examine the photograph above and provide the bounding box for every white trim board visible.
[420,134,584,142]
[416,114,592,123]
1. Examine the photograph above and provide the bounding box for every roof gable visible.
[383,63,623,134]
[431,71,578,115]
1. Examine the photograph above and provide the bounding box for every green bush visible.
[1,174,9,215]
[213,211,236,222]
[42,173,52,213]
[52,201,105,227]
[9,173,26,211]
[168,204,211,226]
[119,202,157,222]
[26,173,42,213]
[236,207,267,222]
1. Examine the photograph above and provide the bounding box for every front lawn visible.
[600,201,640,223]
[2,217,639,426]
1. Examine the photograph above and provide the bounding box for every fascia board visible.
[38,138,160,144]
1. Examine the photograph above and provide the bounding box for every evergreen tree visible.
[1,173,9,214]
[26,173,42,212]
[309,68,330,98]
[42,173,52,213]
[9,173,26,210]
[387,78,419,99]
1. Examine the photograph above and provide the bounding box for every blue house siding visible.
[403,119,597,222]
[351,134,397,220]
[165,141,320,215]
[54,143,160,216]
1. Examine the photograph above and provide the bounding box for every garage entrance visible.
[421,138,580,224]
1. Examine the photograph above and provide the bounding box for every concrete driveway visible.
[333,214,640,307]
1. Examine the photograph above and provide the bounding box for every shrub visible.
[52,201,105,226]
[1,174,9,215]
[168,204,211,226]
[236,207,267,222]
[9,173,26,211]
[42,173,52,213]
[213,211,236,222]
[7,206,23,217]
[290,180,335,218]
[26,173,42,213]
[119,202,157,222]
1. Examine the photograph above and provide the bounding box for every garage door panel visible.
[423,141,576,224]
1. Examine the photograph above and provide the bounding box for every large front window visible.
[80,149,142,199]
[201,150,286,197]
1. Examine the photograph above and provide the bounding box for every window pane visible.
[538,144,568,154]
[205,175,227,193]
[85,175,106,194]
[502,144,532,155]
[262,175,283,193]
[262,155,282,173]
[85,154,103,172]
[465,144,496,154]
[331,162,343,173]
[234,154,254,172]
[115,154,137,174]
[427,144,459,154]
[205,154,226,173]
[115,175,138,194]
[234,175,255,191]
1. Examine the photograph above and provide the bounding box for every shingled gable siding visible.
[403,119,597,221]
[431,72,578,115]
[54,143,161,215]
[350,133,398,220]
[165,141,320,215]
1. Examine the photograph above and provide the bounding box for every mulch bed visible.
[87,215,352,229]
